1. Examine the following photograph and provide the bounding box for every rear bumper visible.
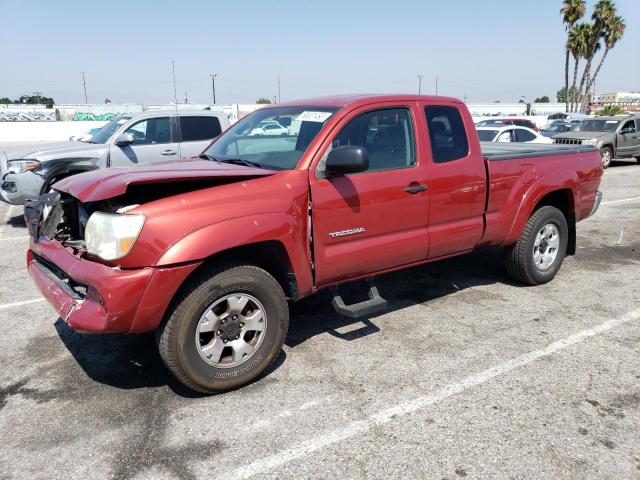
[28,239,200,333]
[586,190,603,218]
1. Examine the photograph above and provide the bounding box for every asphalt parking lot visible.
[0,155,639,480]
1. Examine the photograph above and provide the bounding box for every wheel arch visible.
[156,213,314,300]
[505,172,578,253]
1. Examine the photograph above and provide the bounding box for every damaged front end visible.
[25,188,200,333]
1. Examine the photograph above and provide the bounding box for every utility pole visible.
[277,73,281,103]
[82,72,88,104]
[417,75,422,94]
[171,60,178,105]
[210,73,217,104]
[435,75,438,96]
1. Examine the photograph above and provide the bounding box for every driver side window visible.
[125,117,171,145]
[621,120,636,133]
[330,108,416,173]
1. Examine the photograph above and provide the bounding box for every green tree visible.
[561,0,587,112]
[16,94,55,108]
[534,96,550,103]
[556,86,580,104]
[256,97,272,104]
[595,104,625,115]
[0,97,12,104]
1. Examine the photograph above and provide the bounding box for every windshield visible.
[204,106,339,170]
[546,124,567,132]
[88,116,131,144]
[572,119,619,132]
[477,129,498,141]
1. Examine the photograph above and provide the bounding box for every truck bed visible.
[481,142,596,161]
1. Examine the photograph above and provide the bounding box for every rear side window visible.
[515,129,536,142]
[425,106,469,163]
[180,116,222,142]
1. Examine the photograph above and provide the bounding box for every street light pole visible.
[417,75,422,94]
[82,72,88,104]
[210,73,217,104]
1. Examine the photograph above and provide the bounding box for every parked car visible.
[25,94,602,393]
[476,118,540,131]
[540,122,573,137]
[249,121,289,136]
[0,110,230,205]
[547,112,590,123]
[476,125,552,144]
[552,115,640,168]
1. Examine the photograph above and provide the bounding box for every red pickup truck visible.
[25,95,603,392]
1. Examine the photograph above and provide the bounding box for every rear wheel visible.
[599,146,613,169]
[504,206,569,286]
[157,263,289,393]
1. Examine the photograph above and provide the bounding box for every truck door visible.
[421,102,487,259]
[109,116,179,166]
[616,119,639,157]
[309,104,429,285]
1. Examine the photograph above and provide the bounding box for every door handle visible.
[404,184,428,193]
[161,150,177,156]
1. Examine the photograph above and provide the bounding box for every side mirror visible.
[115,133,135,147]
[325,146,369,176]
[620,127,635,135]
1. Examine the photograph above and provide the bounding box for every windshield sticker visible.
[296,111,333,123]
[606,121,618,124]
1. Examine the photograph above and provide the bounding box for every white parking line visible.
[601,196,640,206]
[231,308,640,480]
[0,235,28,242]
[0,298,45,311]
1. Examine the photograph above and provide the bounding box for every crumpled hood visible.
[53,158,277,202]
[3,141,102,161]
[553,131,610,140]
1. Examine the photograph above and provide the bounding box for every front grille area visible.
[33,253,87,299]
[553,138,584,145]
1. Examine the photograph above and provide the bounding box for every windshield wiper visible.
[199,153,263,169]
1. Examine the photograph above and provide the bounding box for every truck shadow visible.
[286,247,520,348]
[53,319,286,397]
[53,247,518,395]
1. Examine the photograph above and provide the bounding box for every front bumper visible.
[28,238,200,333]
[1,170,45,205]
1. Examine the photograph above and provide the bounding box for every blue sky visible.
[0,0,638,104]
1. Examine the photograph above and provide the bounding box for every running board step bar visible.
[331,278,388,318]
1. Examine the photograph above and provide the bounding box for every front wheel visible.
[504,206,569,286]
[600,146,613,169]
[157,264,289,393]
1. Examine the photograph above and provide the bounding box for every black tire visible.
[599,146,613,169]
[156,263,289,393]
[635,157,640,164]
[504,206,569,286]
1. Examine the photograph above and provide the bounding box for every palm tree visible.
[567,24,589,111]
[561,0,587,112]
[576,23,602,112]
[581,14,625,111]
